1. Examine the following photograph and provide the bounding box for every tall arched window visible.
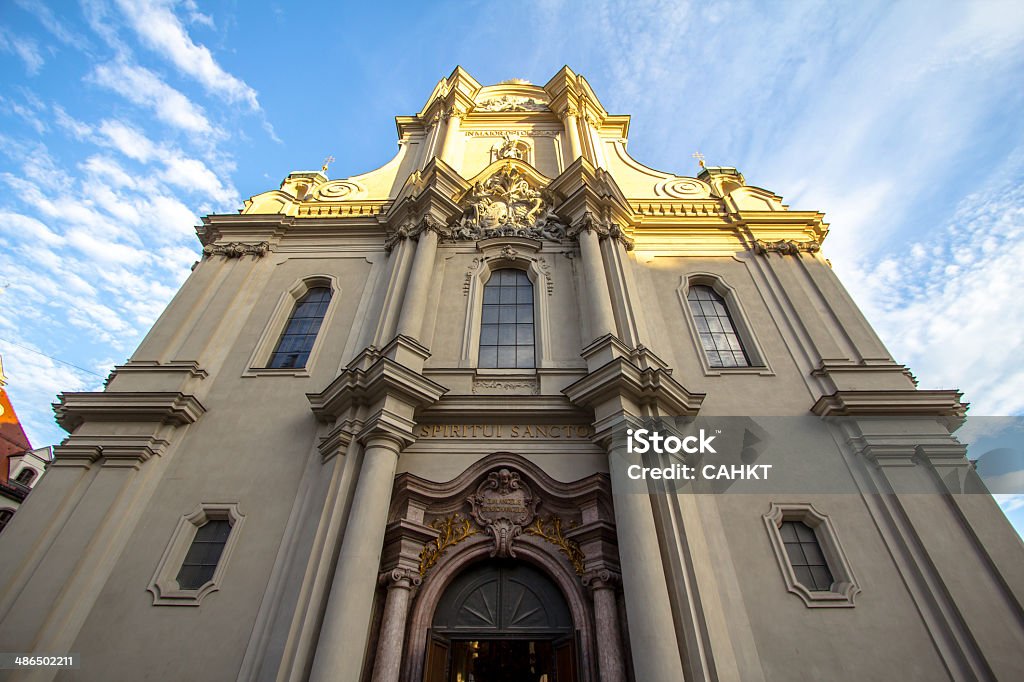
[478,269,534,369]
[267,286,332,369]
[687,285,750,368]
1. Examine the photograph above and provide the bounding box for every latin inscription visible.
[417,424,592,439]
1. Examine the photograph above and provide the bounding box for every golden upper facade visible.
[232,66,827,253]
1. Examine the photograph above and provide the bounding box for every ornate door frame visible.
[381,453,622,682]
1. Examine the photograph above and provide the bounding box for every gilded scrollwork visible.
[524,515,586,576]
[418,513,478,576]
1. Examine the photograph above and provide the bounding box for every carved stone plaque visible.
[467,468,540,558]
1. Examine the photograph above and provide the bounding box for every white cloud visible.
[0,94,47,134]
[89,60,215,134]
[53,105,94,140]
[97,119,159,161]
[112,0,261,110]
[0,27,45,75]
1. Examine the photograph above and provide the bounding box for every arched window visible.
[15,468,36,486]
[479,269,534,369]
[0,509,13,534]
[687,285,750,368]
[267,286,331,369]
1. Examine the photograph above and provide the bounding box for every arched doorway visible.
[424,560,578,682]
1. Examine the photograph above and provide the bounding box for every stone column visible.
[608,439,686,680]
[370,568,422,682]
[561,108,584,163]
[583,570,626,682]
[439,106,464,168]
[395,225,439,341]
[308,434,404,682]
[577,225,617,340]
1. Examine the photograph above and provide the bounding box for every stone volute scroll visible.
[467,468,541,558]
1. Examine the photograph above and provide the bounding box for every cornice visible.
[53,391,206,432]
[811,390,968,418]
[563,339,705,423]
[306,341,448,422]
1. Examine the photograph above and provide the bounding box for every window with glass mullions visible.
[687,285,750,368]
[479,269,535,369]
[781,521,835,591]
[176,519,232,590]
[267,286,331,369]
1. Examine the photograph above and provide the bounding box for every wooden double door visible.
[423,561,578,682]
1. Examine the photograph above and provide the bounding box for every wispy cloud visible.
[112,0,261,110]
[88,60,217,135]
[0,26,45,75]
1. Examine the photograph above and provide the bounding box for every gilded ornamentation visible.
[476,95,549,112]
[524,515,586,576]
[755,239,821,256]
[202,242,271,259]
[468,469,540,559]
[452,165,566,242]
[418,513,478,576]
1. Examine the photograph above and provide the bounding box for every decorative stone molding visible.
[450,164,566,242]
[463,252,553,297]
[311,179,365,201]
[525,515,586,576]
[384,214,448,252]
[53,391,206,432]
[763,503,860,608]
[654,176,712,199]
[475,95,549,112]
[467,469,541,559]
[148,502,245,606]
[567,211,634,251]
[471,379,540,395]
[465,129,559,138]
[811,389,968,419]
[418,513,478,576]
[755,239,821,256]
[201,241,271,259]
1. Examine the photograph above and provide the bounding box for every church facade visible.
[1,67,1022,681]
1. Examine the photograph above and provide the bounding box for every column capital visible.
[582,568,621,591]
[378,567,423,590]
[566,211,634,251]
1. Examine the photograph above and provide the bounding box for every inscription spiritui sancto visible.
[417,424,593,439]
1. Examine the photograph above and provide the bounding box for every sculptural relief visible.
[452,165,566,242]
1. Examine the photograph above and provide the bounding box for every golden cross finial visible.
[692,151,706,170]
[321,155,335,173]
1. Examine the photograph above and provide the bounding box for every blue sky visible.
[0,1,1022,530]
